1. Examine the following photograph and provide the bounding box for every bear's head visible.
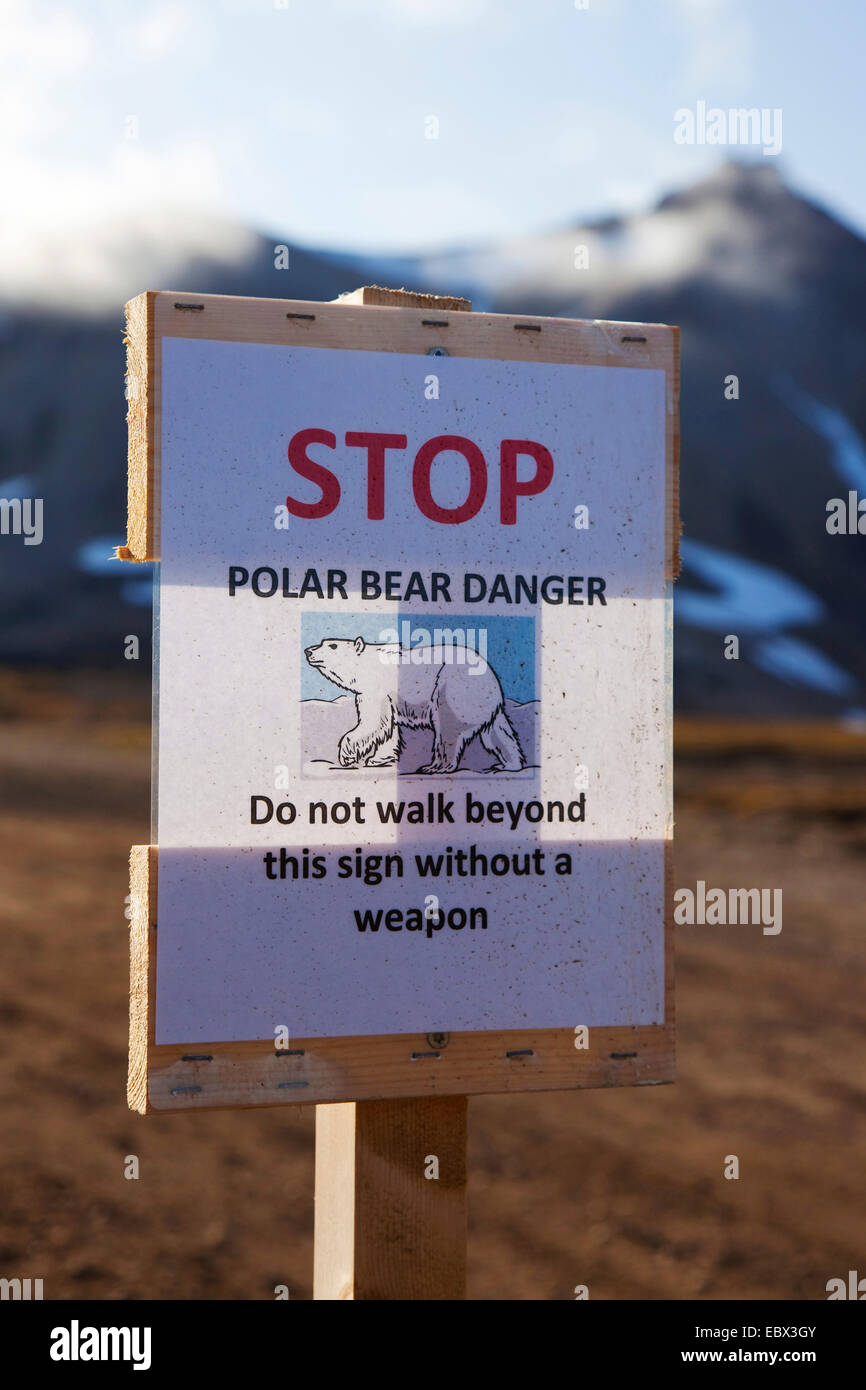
[305,636,368,692]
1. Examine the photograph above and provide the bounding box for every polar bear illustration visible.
[304,636,525,774]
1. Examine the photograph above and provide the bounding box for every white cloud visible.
[0,0,254,311]
[668,0,755,90]
[0,0,91,71]
[0,140,256,312]
[339,0,492,28]
[673,0,725,12]
[133,3,195,56]
[428,162,797,313]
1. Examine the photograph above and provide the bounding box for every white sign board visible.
[125,291,677,1109]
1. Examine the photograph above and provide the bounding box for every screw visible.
[426,1032,450,1049]
[426,346,449,357]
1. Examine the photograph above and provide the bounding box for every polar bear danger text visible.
[227,566,608,605]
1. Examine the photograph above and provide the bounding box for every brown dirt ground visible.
[0,671,864,1301]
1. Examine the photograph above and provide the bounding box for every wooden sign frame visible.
[123,286,678,1115]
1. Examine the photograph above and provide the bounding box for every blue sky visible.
[3,0,865,304]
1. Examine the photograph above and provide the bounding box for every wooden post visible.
[314,1096,468,1300]
[313,285,471,1302]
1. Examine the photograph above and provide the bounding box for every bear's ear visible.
[354,636,366,655]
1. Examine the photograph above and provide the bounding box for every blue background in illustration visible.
[301,612,536,704]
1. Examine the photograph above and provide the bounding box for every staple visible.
[514,323,541,332]
[621,335,646,343]
[274,1049,305,1057]
[410,1050,441,1060]
[170,1085,202,1095]
[174,302,204,311]
[506,1049,534,1058]
[277,1080,309,1089]
[610,1050,638,1059]
[181,1054,213,1062]
[421,319,449,327]
[286,312,315,320]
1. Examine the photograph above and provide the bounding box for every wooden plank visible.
[118,292,156,563]
[127,844,156,1114]
[126,842,673,1114]
[120,288,678,574]
[313,1103,357,1299]
[314,1096,467,1300]
[335,284,472,311]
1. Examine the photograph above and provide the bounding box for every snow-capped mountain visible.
[2,161,864,716]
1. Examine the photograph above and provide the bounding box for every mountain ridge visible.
[2,161,864,716]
